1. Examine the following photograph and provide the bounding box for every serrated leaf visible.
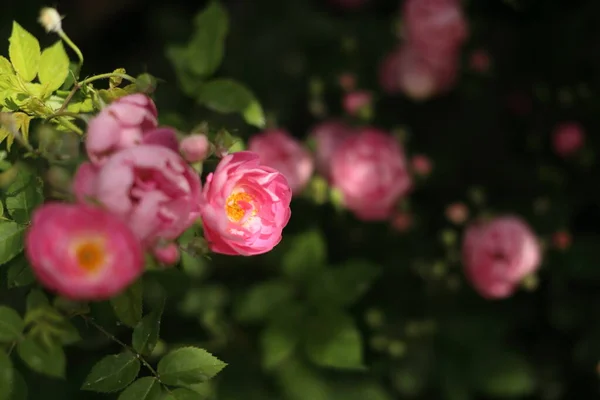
[0,350,14,400]
[38,41,69,94]
[5,164,43,224]
[82,352,141,393]
[303,312,364,370]
[307,261,381,307]
[110,280,143,328]
[187,1,229,77]
[157,347,226,386]
[196,79,255,114]
[234,280,295,323]
[8,22,40,82]
[0,306,24,342]
[7,368,27,400]
[117,377,162,400]
[6,255,35,288]
[17,337,65,378]
[132,304,163,356]
[0,221,25,265]
[282,229,327,281]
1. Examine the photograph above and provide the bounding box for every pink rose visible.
[331,128,412,221]
[552,122,585,157]
[180,134,211,163]
[85,94,159,165]
[200,151,292,256]
[379,44,458,100]
[309,120,353,178]
[25,203,143,300]
[73,144,203,248]
[342,90,373,116]
[462,216,542,299]
[403,0,468,57]
[248,129,314,195]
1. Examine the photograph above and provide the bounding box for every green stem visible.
[80,72,137,86]
[58,30,84,70]
[54,117,83,135]
[81,315,163,382]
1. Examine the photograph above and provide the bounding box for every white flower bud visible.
[38,8,63,34]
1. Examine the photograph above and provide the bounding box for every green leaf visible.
[0,306,24,342]
[7,368,27,400]
[0,57,13,74]
[261,319,300,370]
[0,221,25,265]
[329,380,393,400]
[282,229,327,281]
[110,280,143,328]
[197,79,254,113]
[303,312,364,370]
[5,164,43,224]
[471,351,536,397]
[26,288,49,312]
[81,352,141,393]
[242,100,266,128]
[171,388,204,400]
[6,255,35,288]
[165,46,204,98]
[187,1,229,77]
[8,22,40,82]
[17,337,65,378]
[117,377,162,400]
[0,351,14,400]
[132,304,164,356]
[157,347,227,386]
[276,358,332,400]
[38,41,70,94]
[307,261,381,307]
[233,280,295,323]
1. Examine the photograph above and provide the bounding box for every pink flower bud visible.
[445,202,469,225]
[411,154,433,176]
[180,134,210,163]
[248,129,314,195]
[552,122,585,158]
[462,216,541,299]
[153,242,180,265]
[200,151,292,256]
[25,203,143,300]
[331,128,412,221]
[343,91,373,116]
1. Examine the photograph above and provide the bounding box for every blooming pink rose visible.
[180,134,211,163]
[248,129,314,195]
[309,120,353,178]
[411,154,433,176]
[331,128,412,221]
[25,203,143,300]
[552,122,585,157]
[73,145,202,248]
[85,94,158,165]
[462,216,541,299]
[379,44,458,100]
[343,90,373,116]
[200,151,292,256]
[403,0,468,58]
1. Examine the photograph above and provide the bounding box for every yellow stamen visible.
[73,239,106,272]
[225,192,255,222]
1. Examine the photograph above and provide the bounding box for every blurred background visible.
[4,0,600,399]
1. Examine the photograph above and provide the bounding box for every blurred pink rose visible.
[143,127,179,153]
[552,122,585,157]
[343,90,373,116]
[73,145,203,249]
[445,202,469,225]
[403,0,468,58]
[462,216,541,299]
[379,44,458,100]
[331,128,412,221]
[180,134,211,163]
[469,48,491,73]
[25,203,143,300]
[309,120,353,178]
[85,94,158,165]
[411,154,433,176]
[201,151,292,256]
[248,129,314,195]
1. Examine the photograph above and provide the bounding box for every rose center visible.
[225,192,255,222]
[74,240,106,272]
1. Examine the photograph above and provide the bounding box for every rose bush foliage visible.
[0,1,599,399]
